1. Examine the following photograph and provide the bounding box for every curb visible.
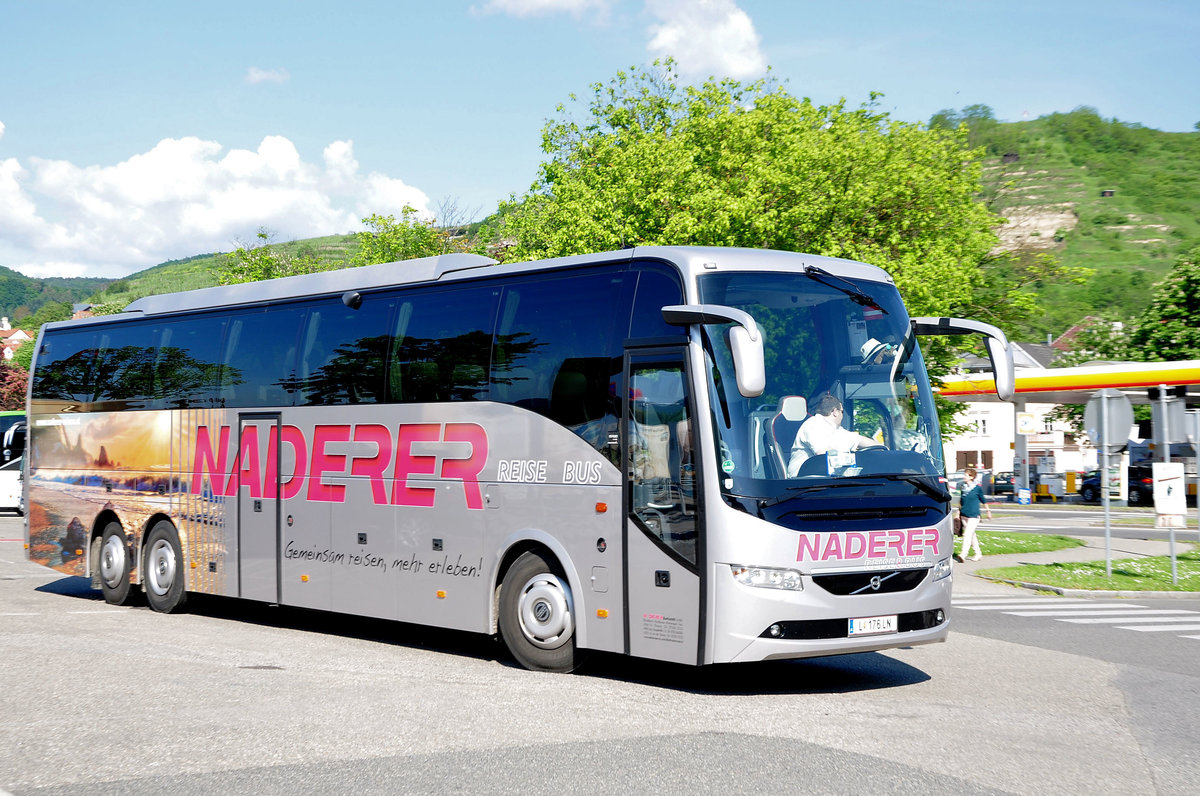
[969,572,1199,600]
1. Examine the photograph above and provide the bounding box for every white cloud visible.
[475,0,610,18]
[645,0,766,80]
[0,132,431,278]
[244,66,290,85]
[0,121,6,141]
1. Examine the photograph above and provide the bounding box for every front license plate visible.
[848,614,897,636]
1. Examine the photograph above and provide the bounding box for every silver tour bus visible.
[24,246,1013,671]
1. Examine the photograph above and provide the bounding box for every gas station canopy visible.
[939,360,1200,405]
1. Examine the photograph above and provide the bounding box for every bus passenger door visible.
[625,352,703,665]
[237,413,281,603]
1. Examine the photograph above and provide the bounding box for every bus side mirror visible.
[911,316,1015,401]
[728,324,766,398]
[662,304,765,398]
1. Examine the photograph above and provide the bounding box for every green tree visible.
[218,229,329,285]
[1129,244,1200,358]
[350,207,458,267]
[972,251,1091,339]
[494,63,1000,322]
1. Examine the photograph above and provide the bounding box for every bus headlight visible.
[730,565,803,591]
[933,557,952,581]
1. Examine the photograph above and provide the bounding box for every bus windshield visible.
[697,270,945,503]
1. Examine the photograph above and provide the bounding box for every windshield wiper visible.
[888,474,951,502]
[804,265,887,313]
[756,474,949,507]
[757,480,869,507]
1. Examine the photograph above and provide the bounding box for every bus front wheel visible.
[98,522,135,606]
[143,521,187,614]
[499,551,583,673]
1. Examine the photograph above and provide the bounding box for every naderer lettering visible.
[190,422,488,509]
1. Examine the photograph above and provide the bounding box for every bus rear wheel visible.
[143,521,187,614]
[499,551,583,673]
[98,522,135,606]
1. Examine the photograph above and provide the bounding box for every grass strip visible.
[957,531,1084,557]
[978,549,1200,592]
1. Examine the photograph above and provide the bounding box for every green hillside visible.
[0,266,111,322]
[87,234,362,307]
[967,107,1200,337]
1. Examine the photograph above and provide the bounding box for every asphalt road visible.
[2,515,1197,794]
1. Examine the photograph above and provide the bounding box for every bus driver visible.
[786,393,881,477]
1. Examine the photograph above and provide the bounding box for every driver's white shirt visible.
[787,413,865,477]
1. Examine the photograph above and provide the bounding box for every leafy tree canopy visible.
[218,230,330,285]
[1129,244,1200,359]
[350,207,467,267]
[493,62,1001,321]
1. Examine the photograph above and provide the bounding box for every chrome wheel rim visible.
[100,533,127,589]
[516,573,574,650]
[146,538,177,597]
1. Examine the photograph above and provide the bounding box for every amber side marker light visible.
[597,609,609,619]
[595,502,608,513]
[436,590,447,599]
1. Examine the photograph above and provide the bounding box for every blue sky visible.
[2,0,1197,279]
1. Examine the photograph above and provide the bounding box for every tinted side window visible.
[93,323,158,409]
[391,286,499,403]
[31,328,100,403]
[295,296,396,406]
[156,315,227,408]
[630,264,686,339]
[219,306,305,407]
[492,271,627,448]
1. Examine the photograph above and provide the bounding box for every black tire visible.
[143,521,187,613]
[1081,486,1097,503]
[98,521,136,606]
[498,551,584,673]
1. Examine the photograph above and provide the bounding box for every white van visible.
[0,457,22,515]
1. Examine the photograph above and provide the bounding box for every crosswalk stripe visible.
[957,602,1142,611]
[1005,609,1181,617]
[953,597,1135,606]
[1116,624,1200,632]
[1062,615,1200,624]
[953,595,1200,641]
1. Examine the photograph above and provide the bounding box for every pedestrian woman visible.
[958,467,992,561]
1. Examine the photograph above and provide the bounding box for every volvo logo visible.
[851,570,900,595]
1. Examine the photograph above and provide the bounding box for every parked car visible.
[0,456,22,515]
[993,471,1015,495]
[1080,470,1101,502]
[1079,466,1154,505]
[1126,465,1154,506]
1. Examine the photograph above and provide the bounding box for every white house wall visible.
[943,401,1096,476]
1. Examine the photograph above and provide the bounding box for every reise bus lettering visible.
[25,246,1014,673]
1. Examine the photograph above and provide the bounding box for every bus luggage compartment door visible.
[237,413,281,603]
